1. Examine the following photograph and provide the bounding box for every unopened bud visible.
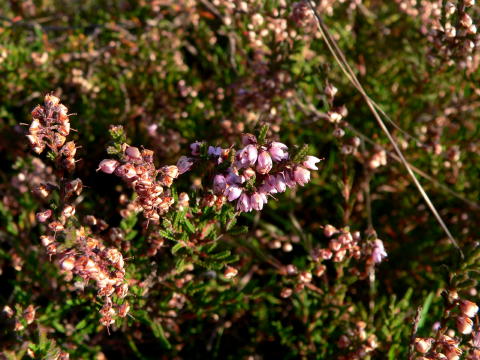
[280,288,293,298]
[414,338,432,354]
[60,256,75,271]
[457,316,473,334]
[459,299,478,318]
[98,159,119,174]
[224,266,238,279]
[36,209,52,223]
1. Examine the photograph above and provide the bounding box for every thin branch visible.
[408,306,423,360]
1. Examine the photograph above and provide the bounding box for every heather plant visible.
[1,0,480,359]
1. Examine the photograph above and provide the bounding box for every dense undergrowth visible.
[1,0,480,359]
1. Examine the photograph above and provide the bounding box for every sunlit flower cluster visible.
[99,144,180,222]
[187,133,321,213]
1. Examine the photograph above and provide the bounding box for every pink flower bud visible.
[303,156,321,170]
[60,256,75,271]
[98,159,119,174]
[371,239,387,264]
[213,174,227,194]
[125,146,141,160]
[177,156,194,175]
[250,192,264,211]
[162,165,179,179]
[460,299,479,318]
[118,302,130,318]
[268,142,289,162]
[323,224,338,237]
[40,235,54,247]
[256,150,273,174]
[325,84,338,98]
[237,144,258,167]
[243,167,256,180]
[237,193,252,212]
[225,185,242,201]
[280,288,293,298]
[457,316,473,334]
[299,271,312,283]
[224,266,238,279]
[414,338,432,354]
[208,146,222,157]
[273,173,286,192]
[44,94,60,107]
[284,171,297,188]
[241,133,257,145]
[293,166,311,186]
[36,209,52,223]
[190,141,202,156]
[319,249,333,260]
[226,171,243,185]
[23,305,35,325]
[115,164,137,180]
[62,205,75,218]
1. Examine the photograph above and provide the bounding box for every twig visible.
[408,306,423,360]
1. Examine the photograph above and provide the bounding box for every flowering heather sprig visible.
[26,94,77,171]
[396,0,480,71]
[312,225,388,266]
[98,143,179,222]
[190,131,321,213]
[26,95,129,328]
[413,292,479,359]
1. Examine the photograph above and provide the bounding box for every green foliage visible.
[0,0,479,359]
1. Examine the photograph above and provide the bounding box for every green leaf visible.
[258,124,269,144]
[171,242,185,255]
[183,218,195,234]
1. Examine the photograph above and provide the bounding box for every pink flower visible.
[303,156,321,170]
[472,331,480,348]
[241,133,257,145]
[226,170,243,185]
[460,299,479,318]
[284,171,297,188]
[208,146,222,157]
[457,316,473,334]
[259,191,268,204]
[293,166,311,186]
[213,174,227,194]
[97,159,120,174]
[237,144,258,167]
[268,142,289,162]
[125,146,142,160]
[262,176,278,194]
[147,123,158,136]
[115,164,137,180]
[176,156,194,175]
[256,151,273,174]
[237,193,252,212]
[251,192,264,211]
[372,239,387,264]
[190,141,202,156]
[226,185,242,201]
[36,209,52,223]
[274,173,287,192]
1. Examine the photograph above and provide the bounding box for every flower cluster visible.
[55,231,130,327]
[98,144,180,222]
[192,133,320,213]
[414,295,479,359]
[26,95,129,328]
[26,94,77,171]
[313,225,363,264]
[397,0,479,71]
